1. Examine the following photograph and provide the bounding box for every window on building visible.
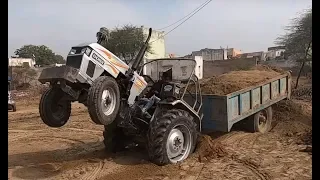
[181,66,187,76]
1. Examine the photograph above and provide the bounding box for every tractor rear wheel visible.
[147,109,198,166]
[39,87,71,127]
[87,76,120,125]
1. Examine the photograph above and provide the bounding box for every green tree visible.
[54,54,66,64]
[97,24,153,64]
[276,8,312,88]
[14,45,65,65]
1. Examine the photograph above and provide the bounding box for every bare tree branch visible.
[275,8,312,88]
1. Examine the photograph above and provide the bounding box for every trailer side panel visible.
[200,73,291,132]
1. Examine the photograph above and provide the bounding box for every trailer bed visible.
[198,73,291,132]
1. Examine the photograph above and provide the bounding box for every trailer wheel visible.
[39,87,71,127]
[103,121,130,153]
[87,76,120,125]
[147,109,198,166]
[248,106,272,133]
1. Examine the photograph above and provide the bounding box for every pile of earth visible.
[194,135,228,162]
[190,65,287,95]
[272,99,311,125]
[272,99,312,150]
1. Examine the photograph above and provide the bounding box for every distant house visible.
[227,48,242,59]
[191,48,227,61]
[266,46,286,60]
[142,26,165,60]
[240,51,266,61]
[8,58,36,67]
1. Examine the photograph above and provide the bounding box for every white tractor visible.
[38,28,202,165]
[38,28,152,127]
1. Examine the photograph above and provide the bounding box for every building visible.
[194,56,203,79]
[142,27,166,76]
[227,48,242,59]
[142,27,166,60]
[8,58,36,67]
[266,46,286,60]
[191,48,227,61]
[240,51,266,61]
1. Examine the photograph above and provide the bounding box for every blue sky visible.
[8,0,312,57]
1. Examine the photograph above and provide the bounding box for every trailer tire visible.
[248,106,272,133]
[87,76,120,125]
[39,87,71,127]
[147,109,198,166]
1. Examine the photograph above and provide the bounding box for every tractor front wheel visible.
[87,76,121,125]
[39,87,71,127]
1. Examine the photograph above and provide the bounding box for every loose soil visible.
[8,76,311,180]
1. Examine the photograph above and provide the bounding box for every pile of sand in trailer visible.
[191,65,286,95]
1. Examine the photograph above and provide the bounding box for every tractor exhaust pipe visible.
[131,28,152,71]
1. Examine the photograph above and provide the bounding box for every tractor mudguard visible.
[157,99,202,132]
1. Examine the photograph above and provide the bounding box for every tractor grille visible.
[86,61,95,77]
[66,55,82,69]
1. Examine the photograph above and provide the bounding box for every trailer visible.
[186,72,291,133]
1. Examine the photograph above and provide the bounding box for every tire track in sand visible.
[230,155,271,180]
[80,161,104,180]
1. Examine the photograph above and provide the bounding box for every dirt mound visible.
[273,100,311,123]
[292,86,312,101]
[193,68,282,95]
[272,99,312,147]
[298,129,312,145]
[195,135,228,162]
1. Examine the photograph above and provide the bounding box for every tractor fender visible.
[157,100,202,132]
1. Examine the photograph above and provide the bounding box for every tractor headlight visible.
[80,48,86,54]
[81,47,92,56]
[85,47,92,56]
[69,49,76,55]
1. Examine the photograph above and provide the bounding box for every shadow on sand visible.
[9,141,150,179]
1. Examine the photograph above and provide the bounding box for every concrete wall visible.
[9,58,36,67]
[194,56,203,79]
[203,58,257,78]
[261,60,311,76]
[144,58,203,80]
[261,60,297,68]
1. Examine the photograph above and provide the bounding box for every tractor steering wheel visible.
[141,75,154,88]
[139,75,155,98]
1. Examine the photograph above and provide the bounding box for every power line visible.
[150,0,212,44]
[156,0,211,31]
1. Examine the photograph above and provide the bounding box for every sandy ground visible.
[8,77,312,180]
